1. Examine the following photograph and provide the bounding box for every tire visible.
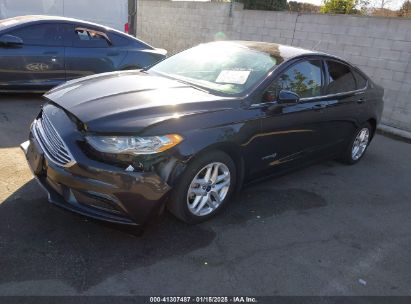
[167,150,236,224]
[340,122,373,165]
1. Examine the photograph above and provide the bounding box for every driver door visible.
[249,58,333,177]
[0,23,67,91]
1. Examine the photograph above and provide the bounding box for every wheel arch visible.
[212,143,245,193]
[367,117,377,138]
[171,142,245,193]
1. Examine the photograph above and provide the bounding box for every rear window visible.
[326,61,356,94]
[109,33,131,46]
[353,70,367,89]
[73,28,110,48]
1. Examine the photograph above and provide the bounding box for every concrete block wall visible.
[137,1,234,54]
[137,0,411,132]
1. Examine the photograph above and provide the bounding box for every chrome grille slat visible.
[42,116,59,147]
[42,121,60,147]
[42,115,64,148]
[35,124,71,165]
[33,112,74,167]
[39,125,61,153]
[58,149,70,158]
[37,124,66,161]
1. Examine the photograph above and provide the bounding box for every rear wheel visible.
[167,151,236,224]
[340,122,372,165]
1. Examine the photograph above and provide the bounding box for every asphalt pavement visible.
[0,95,410,296]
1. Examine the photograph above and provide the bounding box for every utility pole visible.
[128,0,137,36]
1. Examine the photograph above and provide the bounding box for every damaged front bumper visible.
[21,125,172,226]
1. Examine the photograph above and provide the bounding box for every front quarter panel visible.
[141,106,263,186]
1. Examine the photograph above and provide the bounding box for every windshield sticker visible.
[216,70,251,85]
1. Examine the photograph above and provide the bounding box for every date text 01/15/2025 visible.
[149,296,258,303]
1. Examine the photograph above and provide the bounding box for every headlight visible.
[86,134,183,155]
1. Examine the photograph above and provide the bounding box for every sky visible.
[299,0,403,10]
[174,0,405,10]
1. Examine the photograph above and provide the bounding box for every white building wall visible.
[0,0,128,31]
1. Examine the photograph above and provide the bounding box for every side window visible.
[326,61,356,94]
[109,33,131,47]
[270,60,323,99]
[131,39,151,49]
[73,28,110,48]
[10,23,65,46]
[352,70,367,89]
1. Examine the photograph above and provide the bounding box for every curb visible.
[377,124,411,143]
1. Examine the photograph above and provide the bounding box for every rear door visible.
[65,25,127,80]
[320,59,368,150]
[0,22,67,91]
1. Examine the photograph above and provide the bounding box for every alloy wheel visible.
[186,162,231,216]
[352,127,370,161]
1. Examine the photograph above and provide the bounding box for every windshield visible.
[149,42,280,95]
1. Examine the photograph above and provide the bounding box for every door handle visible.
[355,91,365,103]
[107,52,119,56]
[43,51,58,55]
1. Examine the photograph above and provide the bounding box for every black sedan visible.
[21,41,384,226]
[0,15,166,92]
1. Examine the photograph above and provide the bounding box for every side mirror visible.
[0,35,24,48]
[278,90,300,105]
[262,90,277,103]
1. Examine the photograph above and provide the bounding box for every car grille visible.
[34,113,74,167]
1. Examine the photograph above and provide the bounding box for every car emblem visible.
[26,63,49,71]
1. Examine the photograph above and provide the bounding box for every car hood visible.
[44,71,231,133]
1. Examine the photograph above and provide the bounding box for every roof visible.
[0,15,141,42]
[236,40,317,58]
[0,15,117,32]
[203,40,326,63]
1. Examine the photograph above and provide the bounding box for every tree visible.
[288,1,321,12]
[371,7,397,16]
[398,0,411,16]
[375,0,393,9]
[237,0,287,11]
[321,0,358,13]
[370,0,395,16]
[320,0,369,13]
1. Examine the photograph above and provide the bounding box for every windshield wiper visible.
[149,71,212,94]
[169,76,211,94]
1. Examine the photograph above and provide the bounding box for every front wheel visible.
[340,122,372,165]
[167,151,236,224]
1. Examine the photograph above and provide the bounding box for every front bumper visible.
[21,123,171,226]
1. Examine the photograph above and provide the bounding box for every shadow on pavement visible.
[0,179,216,292]
[0,176,327,292]
[0,94,43,148]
